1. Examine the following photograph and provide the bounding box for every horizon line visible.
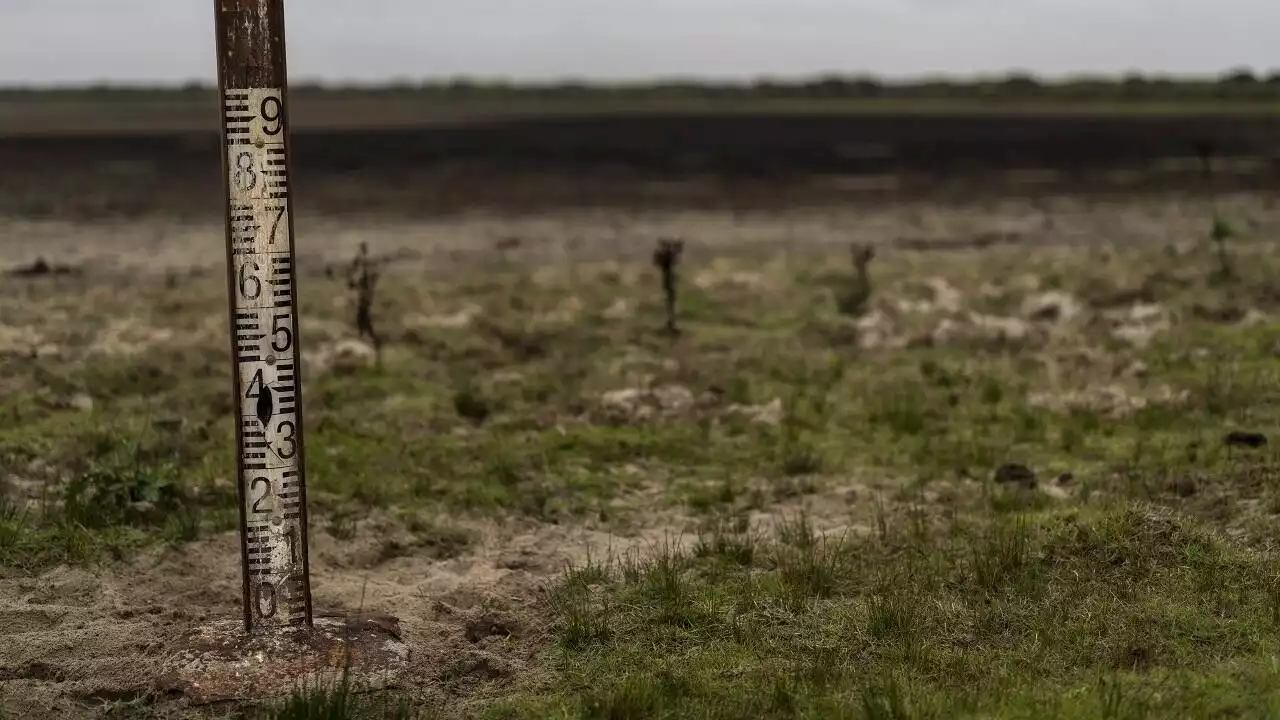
[1,66,1276,92]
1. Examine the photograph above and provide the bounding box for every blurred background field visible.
[6,8,1280,717]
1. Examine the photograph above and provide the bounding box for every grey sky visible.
[3,0,1275,85]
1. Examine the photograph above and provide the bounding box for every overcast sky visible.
[2,0,1275,85]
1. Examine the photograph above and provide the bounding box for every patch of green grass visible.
[493,504,1280,718]
[0,420,227,572]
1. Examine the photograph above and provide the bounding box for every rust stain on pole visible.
[216,0,284,89]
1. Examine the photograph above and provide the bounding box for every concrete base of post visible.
[154,614,410,705]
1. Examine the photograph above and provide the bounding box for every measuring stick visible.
[214,0,313,632]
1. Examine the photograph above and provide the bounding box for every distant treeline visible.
[6,68,1280,102]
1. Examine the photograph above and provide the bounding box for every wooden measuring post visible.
[214,0,313,633]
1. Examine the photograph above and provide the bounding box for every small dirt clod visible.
[1224,431,1268,449]
[994,463,1038,489]
[465,615,517,644]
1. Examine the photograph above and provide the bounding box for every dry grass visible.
[2,191,1280,718]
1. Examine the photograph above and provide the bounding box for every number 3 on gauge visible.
[274,419,296,460]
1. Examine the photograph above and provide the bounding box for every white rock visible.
[1021,291,1082,324]
[652,385,695,412]
[894,277,964,315]
[855,309,896,349]
[310,338,377,375]
[599,384,695,421]
[924,277,964,313]
[603,299,632,320]
[727,398,785,426]
[1240,309,1270,328]
[406,305,482,330]
[969,313,1033,343]
[1119,360,1149,379]
[1107,303,1171,349]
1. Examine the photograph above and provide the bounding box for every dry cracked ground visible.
[4,190,1280,718]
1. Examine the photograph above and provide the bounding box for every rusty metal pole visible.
[214,0,313,633]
